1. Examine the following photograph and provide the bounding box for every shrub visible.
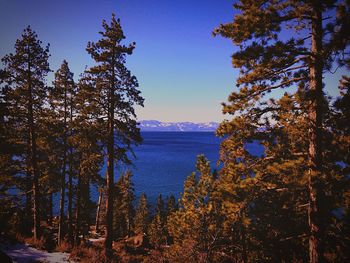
[70,244,117,263]
[55,240,71,253]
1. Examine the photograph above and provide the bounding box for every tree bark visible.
[74,168,82,247]
[58,84,68,245]
[49,191,53,227]
[30,92,40,242]
[58,162,66,244]
[95,188,103,233]
[25,164,32,232]
[104,49,116,260]
[308,2,324,262]
[104,95,115,257]
[27,52,40,241]
[67,94,74,245]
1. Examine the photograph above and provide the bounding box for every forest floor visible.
[0,229,150,262]
[0,241,72,263]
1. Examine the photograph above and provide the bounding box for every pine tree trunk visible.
[68,158,73,244]
[67,95,74,245]
[127,216,130,238]
[308,2,324,263]
[104,52,115,259]
[49,191,53,227]
[82,178,90,239]
[58,87,68,245]
[58,167,66,244]
[27,57,40,241]
[95,188,103,233]
[104,102,115,257]
[74,169,82,246]
[25,165,32,230]
[30,102,40,242]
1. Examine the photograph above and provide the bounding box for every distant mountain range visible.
[139,120,219,132]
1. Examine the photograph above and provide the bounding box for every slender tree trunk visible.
[95,188,103,233]
[49,191,53,227]
[25,164,32,231]
[104,105,115,257]
[82,178,90,239]
[27,54,40,241]
[58,86,68,245]
[104,51,116,259]
[67,94,74,245]
[308,2,324,263]
[30,95,40,242]
[74,168,82,246]
[67,157,73,244]
[127,216,130,238]
[58,163,66,244]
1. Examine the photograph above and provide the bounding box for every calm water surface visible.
[53,132,263,213]
[113,132,221,202]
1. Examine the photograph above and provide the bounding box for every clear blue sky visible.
[0,0,237,122]
[0,0,344,122]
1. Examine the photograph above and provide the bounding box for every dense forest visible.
[0,1,350,262]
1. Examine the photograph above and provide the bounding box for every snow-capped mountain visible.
[139,120,219,132]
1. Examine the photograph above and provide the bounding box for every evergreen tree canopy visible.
[167,155,220,261]
[113,170,135,238]
[84,13,144,163]
[49,60,76,244]
[134,192,149,235]
[82,13,143,256]
[1,26,50,240]
[213,1,350,262]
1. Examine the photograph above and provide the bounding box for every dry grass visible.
[55,240,72,253]
[69,241,148,263]
[70,244,109,263]
[14,232,55,252]
[23,236,47,250]
[14,233,27,244]
[13,231,148,262]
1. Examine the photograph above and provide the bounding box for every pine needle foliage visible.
[213,1,350,262]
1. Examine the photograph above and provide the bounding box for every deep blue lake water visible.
[112,132,222,203]
[53,131,263,213]
[101,132,263,203]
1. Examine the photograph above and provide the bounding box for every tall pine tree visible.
[113,171,135,239]
[49,60,75,245]
[149,194,167,249]
[167,155,220,261]
[72,75,104,246]
[134,193,149,235]
[1,26,50,241]
[214,1,350,262]
[84,14,144,257]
